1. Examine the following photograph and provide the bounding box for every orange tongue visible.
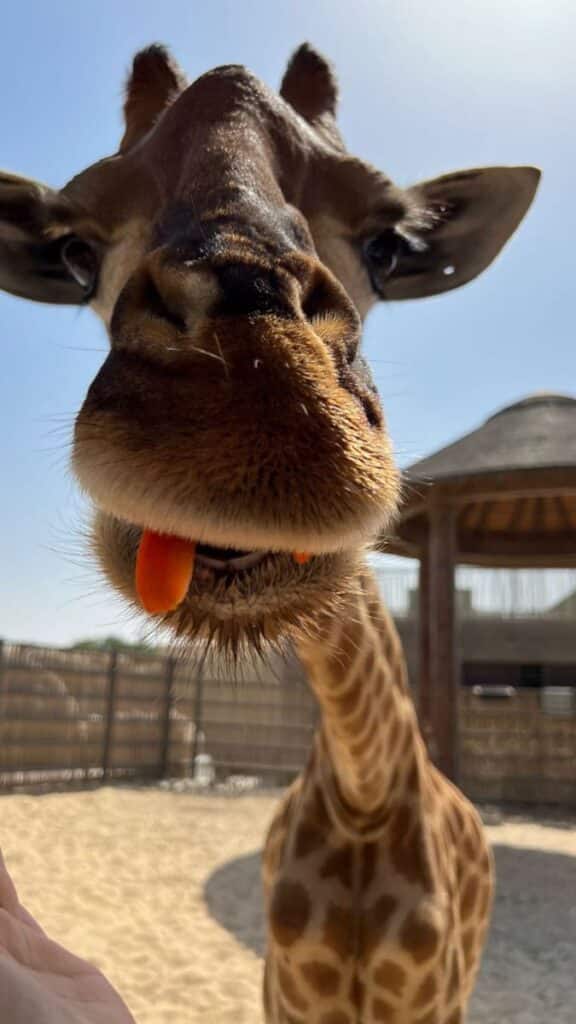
[135,529,196,613]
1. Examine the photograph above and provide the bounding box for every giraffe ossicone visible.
[0,41,539,1022]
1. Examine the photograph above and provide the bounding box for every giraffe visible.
[0,42,539,1023]
[262,566,493,1023]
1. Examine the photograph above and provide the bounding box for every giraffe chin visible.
[91,509,364,656]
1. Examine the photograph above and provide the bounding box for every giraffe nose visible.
[110,254,221,342]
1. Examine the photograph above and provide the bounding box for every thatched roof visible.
[387,393,576,568]
[405,393,576,481]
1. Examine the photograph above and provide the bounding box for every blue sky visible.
[0,0,573,645]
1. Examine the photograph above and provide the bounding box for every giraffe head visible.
[0,44,539,651]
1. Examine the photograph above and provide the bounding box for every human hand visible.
[0,849,136,1024]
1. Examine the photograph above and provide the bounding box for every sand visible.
[1,787,575,1023]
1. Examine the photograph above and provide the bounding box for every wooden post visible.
[0,641,5,766]
[428,499,458,781]
[102,649,118,780]
[0,639,5,701]
[417,552,435,755]
[191,660,205,768]
[160,657,176,778]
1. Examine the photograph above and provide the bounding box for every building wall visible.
[395,615,576,693]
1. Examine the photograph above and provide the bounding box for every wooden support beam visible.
[428,500,458,782]
[417,552,433,750]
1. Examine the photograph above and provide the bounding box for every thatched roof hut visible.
[388,393,576,568]
[383,393,576,778]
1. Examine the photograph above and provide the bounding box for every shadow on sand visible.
[204,843,576,1020]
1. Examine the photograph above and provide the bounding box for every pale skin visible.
[0,851,135,1024]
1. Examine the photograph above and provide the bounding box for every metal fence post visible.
[191,660,205,768]
[102,649,118,780]
[0,641,5,764]
[0,639,5,703]
[160,657,176,778]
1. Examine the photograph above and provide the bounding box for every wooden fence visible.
[0,640,317,790]
[1,639,575,805]
[459,687,576,805]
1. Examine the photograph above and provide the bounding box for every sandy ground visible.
[1,787,575,1024]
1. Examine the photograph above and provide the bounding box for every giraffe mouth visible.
[134,527,314,615]
[92,509,357,652]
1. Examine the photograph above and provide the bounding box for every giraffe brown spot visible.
[412,970,437,1008]
[348,970,360,1011]
[328,619,362,678]
[269,880,311,947]
[361,893,399,958]
[390,812,433,889]
[415,1010,439,1024]
[308,784,333,831]
[432,829,447,868]
[389,804,412,844]
[285,1013,306,1024]
[349,973,365,1010]
[460,875,479,920]
[452,804,465,835]
[333,684,362,721]
[445,1011,463,1024]
[447,951,461,999]
[399,906,442,964]
[320,846,355,889]
[344,697,372,739]
[372,997,395,1021]
[373,958,406,997]
[300,960,340,997]
[361,842,378,889]
[380,689,393,718]
[461,927,477,970]
[480,849,492,875]
[323,902,356,960]
[478,881,493,920]
[363,646,376,677]
[388,719,407,763]
[278,963,309,1012]
[349,725,378,759]
[400,722,415,756]
[294,823,324,858]
[357,769,384,804]
[463,835,477,862]
[406,758,421,792]
[319,1012,352,1024]
[385,715,400,749]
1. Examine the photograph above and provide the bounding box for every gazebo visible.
[384,393,576,781]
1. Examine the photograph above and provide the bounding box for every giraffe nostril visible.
[142,275,187,332]
[301,276,336,322]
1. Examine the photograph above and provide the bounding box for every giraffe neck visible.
[295,562,426,828]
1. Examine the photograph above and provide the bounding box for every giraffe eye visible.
[362,230,401,278]
[61,236,99,296]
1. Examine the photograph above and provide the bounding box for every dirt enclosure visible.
[1,787,574,1023]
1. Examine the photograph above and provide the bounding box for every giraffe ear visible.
[0,171,90,304]
[121,44,188,152]
[281,43,339,123]
[373,166,541,301]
